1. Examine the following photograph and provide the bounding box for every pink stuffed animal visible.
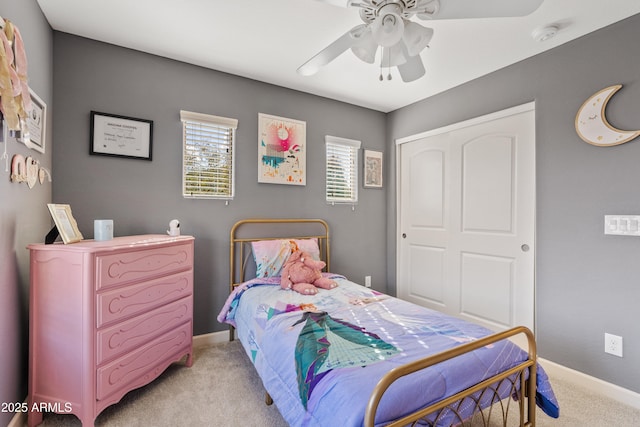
[281,241,338,295]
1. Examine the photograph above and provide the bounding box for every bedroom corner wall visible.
[0,2,53,426]
[386,13,640,394]
[50,33,388,337]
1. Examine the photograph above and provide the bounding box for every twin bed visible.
[217,219,559,426]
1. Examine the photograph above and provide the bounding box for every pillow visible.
[252,238,320,278]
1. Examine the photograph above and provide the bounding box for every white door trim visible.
[395,102,536,146]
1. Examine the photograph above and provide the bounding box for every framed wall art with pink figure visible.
[258,113,306,185]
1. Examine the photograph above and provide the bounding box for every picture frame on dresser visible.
[46,203,83,244]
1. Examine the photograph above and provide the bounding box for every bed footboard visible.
[365,326,537,427]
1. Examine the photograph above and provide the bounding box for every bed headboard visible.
[229,218,330,292]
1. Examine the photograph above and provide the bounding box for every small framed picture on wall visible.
[26,89,47,153]
[363,149,383,188]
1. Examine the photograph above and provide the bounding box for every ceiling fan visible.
[297,0,545,82]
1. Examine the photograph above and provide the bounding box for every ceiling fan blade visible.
[397,54,426,82]
[312,0,353,8]
[297,25,365,76]
[418,0,543,20]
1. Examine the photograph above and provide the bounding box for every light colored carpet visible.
[37,340,640,426]
[39,341,286,427]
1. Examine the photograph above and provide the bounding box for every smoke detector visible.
[532,25,558,42]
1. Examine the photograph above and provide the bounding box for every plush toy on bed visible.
[281,240,338,295]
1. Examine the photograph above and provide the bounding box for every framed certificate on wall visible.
[90,111,153,160]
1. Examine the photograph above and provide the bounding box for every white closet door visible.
[397,104,535,333]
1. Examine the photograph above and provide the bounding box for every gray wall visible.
[51,33,388,336]
[387,14,640,393]
[0,2,53,425]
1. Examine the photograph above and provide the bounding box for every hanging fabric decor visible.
[0,15,32,142]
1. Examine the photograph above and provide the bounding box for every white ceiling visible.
[37,0,640,113]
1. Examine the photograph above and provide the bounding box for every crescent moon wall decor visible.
[575,84,640,147]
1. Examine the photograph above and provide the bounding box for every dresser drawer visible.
[96,321,192,400]
[97,270,192,328]
[97,296,192,365]
[95,242,193,290]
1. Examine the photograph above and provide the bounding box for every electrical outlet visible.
[364,275,371,288]
[604,333,623,357]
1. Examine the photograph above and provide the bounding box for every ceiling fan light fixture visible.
[371,4,405,47]
[350,27,378,63]
[402,21,433,57]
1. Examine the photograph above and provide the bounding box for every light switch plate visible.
[605,215,640,236]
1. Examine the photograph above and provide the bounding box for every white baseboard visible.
[193,330,233,348]
[539,357,640,410]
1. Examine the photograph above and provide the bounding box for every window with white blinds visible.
[325,135,361,204]
[180,110,238,199]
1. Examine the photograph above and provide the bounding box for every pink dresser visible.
[27,235,194,427]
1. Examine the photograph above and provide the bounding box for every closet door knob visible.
[521,244,530,252]
[402,233,407,238]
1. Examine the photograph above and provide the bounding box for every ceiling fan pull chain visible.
[387,45,392,80]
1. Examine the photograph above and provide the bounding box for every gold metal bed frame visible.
[229,218,538,427]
